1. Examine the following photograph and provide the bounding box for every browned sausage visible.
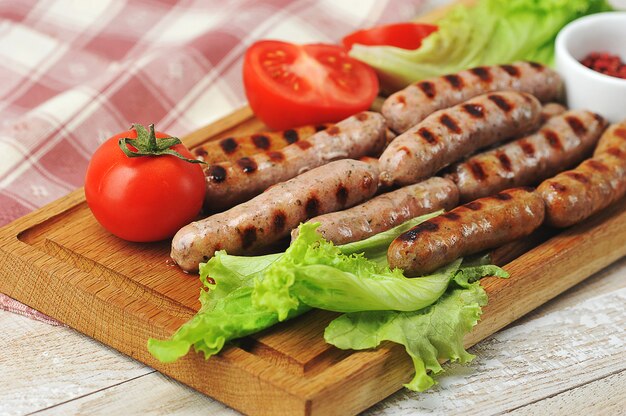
[293,177,459,245]
[383,61,563,133]
[379,91,543,188]
[192,123,332,164]
[447,110,607,202]
[538,144,626,228]
[388,187,545,276]
[171,159,379,272]
[593,120,626,156]
[204,111,386,211]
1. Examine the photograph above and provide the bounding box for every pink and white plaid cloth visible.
[0,0,429,323]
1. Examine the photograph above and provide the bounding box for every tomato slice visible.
[342,22,438,50]
[243,40,379,130]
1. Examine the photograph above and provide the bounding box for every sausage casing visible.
[447,110,607,201]
[388,187,545,276]
[593,120,626,156]
[379,91,543,187]
[383,61,563,133]
[539,138,626,228]
[204,112,386,211]
[192,123,332,165]
[171,159,379,271]
[295,177,459,245]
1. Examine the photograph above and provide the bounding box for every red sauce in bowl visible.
[581,52,626,79]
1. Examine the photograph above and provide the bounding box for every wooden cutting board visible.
[1,104,625,415]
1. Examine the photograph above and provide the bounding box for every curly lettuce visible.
[324,262,507,391]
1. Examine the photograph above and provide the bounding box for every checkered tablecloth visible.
[0,0,429,322]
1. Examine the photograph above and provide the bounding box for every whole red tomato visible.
[243,40,379,130]
[85,124,205,242]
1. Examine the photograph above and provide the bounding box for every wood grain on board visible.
[1,103,626,415]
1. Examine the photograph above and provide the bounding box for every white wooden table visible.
[1,256,624,416]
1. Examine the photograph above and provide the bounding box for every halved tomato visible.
[342,22,438,50]
[243,41,379,130]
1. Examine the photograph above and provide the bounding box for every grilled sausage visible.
[383,61,563,133]
[293,177,459,245]
[388,187,545,276]
[171,159,379,272]
[538,143,626,228]
[593,120,626,156]
[379,91,543,188]
[540,103,567,123]
[204,112,386,211]
[192,123,332,164]
[447,110,607,202]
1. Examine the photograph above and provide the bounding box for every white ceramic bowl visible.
[555,12,626,123]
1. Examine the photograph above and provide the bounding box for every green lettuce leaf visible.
[252,213,460,320]
[148,212,442,362]
[349,0,611,91]
[324,280,489,391]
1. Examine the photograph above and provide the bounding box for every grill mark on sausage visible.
[315,124,328,132]
[273,210,286,232]
[500,64,521,77]
[614,128,626,140]
[440,114,461,134]
[543,129,563,151]
[326,126,340,136]
[194,147,208,157]
[251,134,270,150]
[236,157,258,173]
[468,160,486,181]
[551,182,567,192]
[336,185,349,206]
[496,151,513,171]
[267,151,285,162]
[443,212,461,220]
[592,113,605,125]
[240,226,257,249]
[470,66,492,82]
[528,61,545,70]
[355,112,369,121]
[295,140,312,150]
[207,165,227,182]
[465,201,483,211]
[518,139,536,157]
[443,74,464,89]
[417,81,436,99]
[397,221,440,242]
[399,146,412,155]
[488,94,513,112]
[564,171,589,183]
[463,103,485,118]
[219,137,238,154]
[587,159,609,172]
[305,195,320,218]
[283,129,299,143]
[493,192,513,201]
[565,116,586,137]
[418,128,439,145]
